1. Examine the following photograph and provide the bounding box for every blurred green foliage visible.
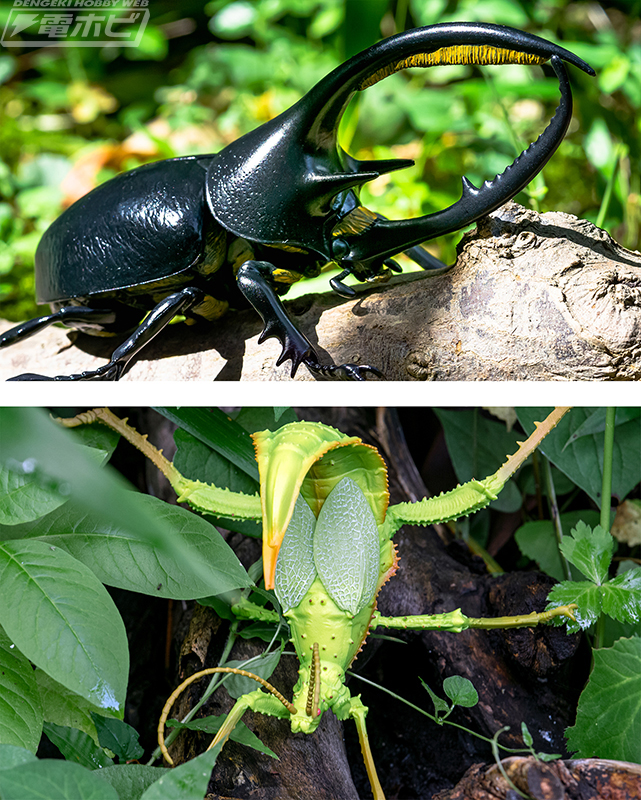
[0,0,638,321]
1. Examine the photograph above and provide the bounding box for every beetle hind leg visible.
[6,287,204,381]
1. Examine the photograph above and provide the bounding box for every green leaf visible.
[155,407,258,479]
[0,744,37,770]
[601,568,641,624]
[434,409,522,513]
[0,461,67,525]
[33,670,103,743]
[521,722,533,748]
[167,714,277,759]
[0,408,232,591]
[233,406,298,433]
[43,722,113,769]
[442,676,479,708]
[566,636,641,763]
[560,408,640,449]
[0,540,128,714]
[0,758,119,800]
[419,678,449,718]
[91,713,144,761]
[0,629,43,752]
[559,522,613,584]
[1,494,252,599]
[223,650,282,699]
[516,408,641,506]
[313,477,380,615]
[94,764,166,800]
[546,581,604,632]
[139,743,222,800]
[515,510,600,581]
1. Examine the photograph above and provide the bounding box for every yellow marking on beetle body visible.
[360,46,547,89]
[332,206,378,238]
[272,268,303,285]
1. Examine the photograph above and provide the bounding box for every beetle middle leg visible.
[8,286,205,381]
[236,260,383,380]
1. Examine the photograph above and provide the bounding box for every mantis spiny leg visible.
[349,696,385,800]
[157,666,296,765]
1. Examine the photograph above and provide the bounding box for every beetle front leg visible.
[236,260,383,380]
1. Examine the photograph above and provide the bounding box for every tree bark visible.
[1,202,639,381]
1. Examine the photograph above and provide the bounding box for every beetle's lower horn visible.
[330,269,356,298]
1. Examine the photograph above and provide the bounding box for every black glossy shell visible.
[35,155,215,303]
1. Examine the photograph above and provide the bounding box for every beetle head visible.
[206,23,594,298]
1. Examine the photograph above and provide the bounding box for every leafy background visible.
[0,0,639,322]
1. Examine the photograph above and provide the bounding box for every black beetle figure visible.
[0,23,594,381]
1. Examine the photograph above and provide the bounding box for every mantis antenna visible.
[157,666,296,765]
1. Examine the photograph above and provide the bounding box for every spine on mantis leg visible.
[385,407,570,534]
[56,407,262,522]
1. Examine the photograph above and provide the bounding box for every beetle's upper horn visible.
[206,23,594,259]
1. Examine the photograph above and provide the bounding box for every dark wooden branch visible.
[1,202,639,381]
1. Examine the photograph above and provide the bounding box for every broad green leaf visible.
[313,477,380,615]
[434,409,522,513]
[442,676,478,708]
[91,713,144,761]
[223,650,282,699]
[566,636,641,763]
[233,406,298,433]
[0,408,233,590]
[560,408,640,450]
[155,407,258,479]
[167,714,277,758]
[0,540,128,715]
[60,419,120,462]
[140,743,222,800]
[274,494,317,612]
[0,462,67,525]
[419,678,449,716]
[43,722,113,769]
[0,744,37,770]
[0,495,252,599]
[515,510,600,581]
[517,408,641,505]
[33,670,100,745]
[601,569,641,624]
[0,629,43,751]
[173,428,261,537]
[94,764,166,800]
[546,581,603,633]
[0,758,119,800]
[559,522,613,585]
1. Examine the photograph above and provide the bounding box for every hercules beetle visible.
[0,23,594,381]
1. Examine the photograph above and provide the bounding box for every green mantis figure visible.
[60,407,576,800]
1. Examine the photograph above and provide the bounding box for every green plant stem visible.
[594,407,616,649]
[542,456,571,581]
[347,672,535,756]
[600,408,616,533]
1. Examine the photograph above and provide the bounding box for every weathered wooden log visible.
[1,203,639,381]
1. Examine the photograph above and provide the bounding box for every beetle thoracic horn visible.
[206,22,594,261]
